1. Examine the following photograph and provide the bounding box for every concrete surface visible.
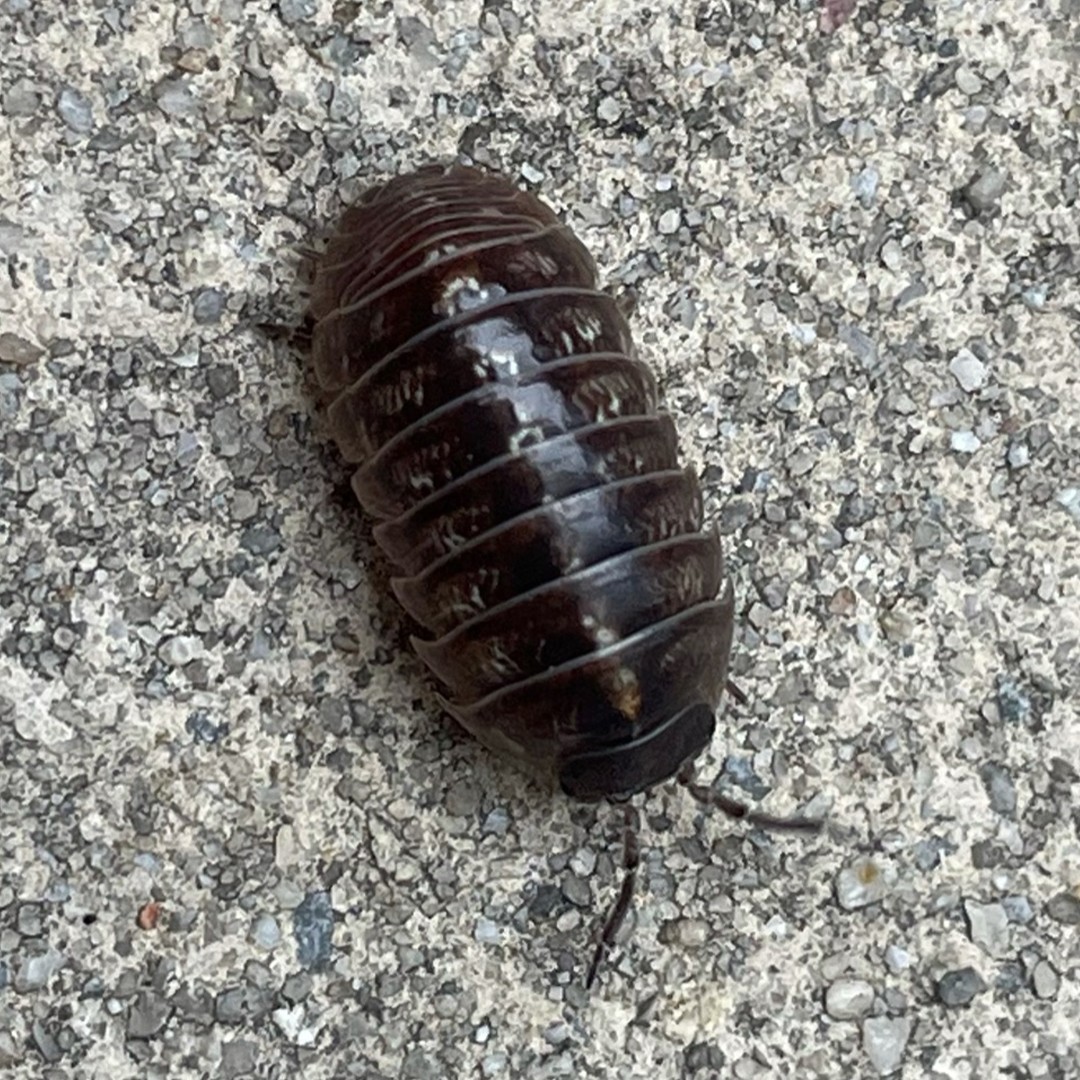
[2,0,1078,1077]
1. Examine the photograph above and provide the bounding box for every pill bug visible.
[308,164,819,986]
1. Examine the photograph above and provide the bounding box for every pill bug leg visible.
[585,764,822,990]
[586,802,641,990]
[677,761,824,834]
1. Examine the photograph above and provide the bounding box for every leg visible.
[677,762,823,834]
[586,803,641,989]
[724,678,749,707]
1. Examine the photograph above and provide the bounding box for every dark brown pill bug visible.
[308,163,821,988]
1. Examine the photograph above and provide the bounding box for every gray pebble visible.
[561,874,591,908]
[963,167,1006,213]
[250,914,281,950]
[836,856,895,910]
[597,96,621,123]
[659,918,709,948]
[0,332,44,365]
[127,990,172,1039]
[2,79,40,118]
[1056,487,1080,522]
[883,944,911,973]
[240,524,282,556]
[1031,960,1059,1000]
[949,347,987,392]
[293,890,334,970]
[193,288,226,324]
[862,1016,911,1075]
[14,949,62,992]
[657,209,681,235]
[481,807,510,836]
[937,966,987,1006]
[825,977,875,1020]
[1045,891,1080,925]
[474,916,501,945]
[1002,894,1034,924]
[852,165,879,207]
[206,364,240,399]
[954,66,983,95]
[155,78,199,119]
[159,635,201,668]
[279,0,316,22]
[950,430,981,454]
[964,899,1010,957]
[995,675,1032,724]
[57,86,93,132]
[214,984,274,1025]
[481,1053,508,1077]
[281,972,312,1005]
[980,762,1017,816]
[221,1038,258,1078]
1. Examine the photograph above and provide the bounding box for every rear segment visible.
[310,164,735,799]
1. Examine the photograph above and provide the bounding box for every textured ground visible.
[2,0,1079,1077]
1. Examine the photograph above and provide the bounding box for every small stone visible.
[474,916,501,945]
[250,914,280,950]
[127,990,172,1039]
[57,86,93,132]
[1057,487,1080,523]
[155,78,199,119]
[836,856,895,910]
[963,167,1006,213]
[1002,895,1034,924]
[1031,960,1059,999]
[159,635,202,667]
[950,431,981,454]
[481,807,510,835]
[936,966,987,1006]
[2,78,40,117]
[221,1038,258,1078]
[1045,891,1080,925]
[193,288,225,324]
[659,918,709,948]
[481,1053,508,1077]
[862,1015,911,1075]
[1006,442,1030,469]
[0,332,44,364]
[954,66,982,95]
[214,985,274,1024]
[979,762,1017,816]
[31,1020,61,1062]
[825,978,875,1019]
[293,891,334,970]
[883,945,911,973]
[596,96,621,123]
[949,348,987,392]
[964,900,1009,957]
[852,165,879,207]
[657,209,681,235]
[14,949,62,992]
[281,972,312,1005]
[561,875,591,908]
[240,524,282,556]
[206,364,240,399]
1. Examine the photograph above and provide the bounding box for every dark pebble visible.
[1045,892,1080,925]
[937,967,987,1006]
[293,890,334,970]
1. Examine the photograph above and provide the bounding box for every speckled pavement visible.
[2,1,1078,1077]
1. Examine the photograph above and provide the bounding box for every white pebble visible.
[949,347,987,392]
[825,978,875,1020]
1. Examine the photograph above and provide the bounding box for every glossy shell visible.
[310,164,735,800]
